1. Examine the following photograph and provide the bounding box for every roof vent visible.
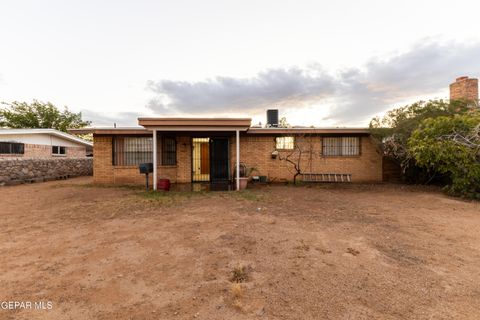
[266,109,279,128]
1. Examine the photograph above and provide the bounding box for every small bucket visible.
[158,178,171,191]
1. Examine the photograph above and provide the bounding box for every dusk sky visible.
[1,0,479,127]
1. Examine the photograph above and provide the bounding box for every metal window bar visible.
[192,138,210,182]
[162,136,176,165]
[113,136,153,166]
[322,137,359,156]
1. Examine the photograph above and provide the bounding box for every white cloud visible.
[146,40,480,125]
[81,110,142,127]
[146,66,336,115]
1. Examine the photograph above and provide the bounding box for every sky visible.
[0,0,479,127]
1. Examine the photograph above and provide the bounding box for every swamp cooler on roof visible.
[266,109,279,127]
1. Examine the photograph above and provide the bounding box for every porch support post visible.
[153,129,157,191]
[236,129,240,191]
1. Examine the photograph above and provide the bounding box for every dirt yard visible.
[1,177,479,320]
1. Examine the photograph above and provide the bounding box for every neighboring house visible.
[70,111,383,190]
[0,128,93,158]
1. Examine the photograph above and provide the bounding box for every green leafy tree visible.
[369,99,470,182]
[408,114,480,198]
[279,117,290,128]
[0,100,91,132]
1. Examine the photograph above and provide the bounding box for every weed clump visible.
[230,265,250,283]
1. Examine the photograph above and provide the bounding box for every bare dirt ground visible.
[1,177,479,320]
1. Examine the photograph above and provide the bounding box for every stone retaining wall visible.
[0,158,93,186]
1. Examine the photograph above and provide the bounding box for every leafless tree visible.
[440,123,480,154]
[275,133,316,183]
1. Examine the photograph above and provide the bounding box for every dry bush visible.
[230,283,244,312]
[230,265,249,283]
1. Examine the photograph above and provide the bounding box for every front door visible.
[210,138,230,182]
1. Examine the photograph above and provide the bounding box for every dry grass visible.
[230,283,245,312]
[230,283,243,298]
[230,265,250,283]
[232,299,244,311]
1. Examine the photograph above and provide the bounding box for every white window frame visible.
[52,145,66,156]
[275,136,295,150]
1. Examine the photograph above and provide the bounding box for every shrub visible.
[408,114,480,198]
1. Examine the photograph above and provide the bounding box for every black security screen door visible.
[210,138,230,182]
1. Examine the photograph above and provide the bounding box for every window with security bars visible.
[322,137,360,156]
[162,136,176,165]
[275,136,295,150]
[113,136,153,166]
[0,142,24,154]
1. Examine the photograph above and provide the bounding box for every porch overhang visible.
[138,117,251,131]
[140,118,250,192]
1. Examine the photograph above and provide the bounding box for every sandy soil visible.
[1,177,479,320]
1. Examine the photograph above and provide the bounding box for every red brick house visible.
[71,114,383,190]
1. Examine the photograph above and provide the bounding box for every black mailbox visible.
[139,163,153,191]
[139,163,153,174]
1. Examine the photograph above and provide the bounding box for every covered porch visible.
[138,117,251,191]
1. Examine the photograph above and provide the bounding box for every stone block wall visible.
[0,158,93,185]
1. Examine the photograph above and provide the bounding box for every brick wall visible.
[0,144,87,158]
[93,134,193,184]
[175,136,192,183]
[93,136,115,184]
[231,135,383,183]
[450,76,479,102]
[94,133,383,185]
[66,146,87,157]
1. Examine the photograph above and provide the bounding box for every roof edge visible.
[0,128,93,147]
[138,117,252,128]
[246,127,370,134]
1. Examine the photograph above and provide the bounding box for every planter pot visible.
[235,177,249,190]
[158,178,171,191]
